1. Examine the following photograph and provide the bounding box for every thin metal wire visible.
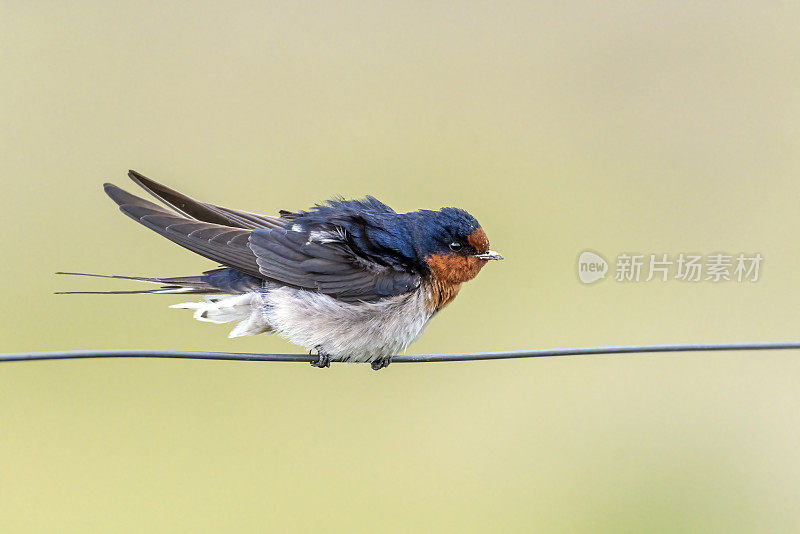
[2,342,799,364]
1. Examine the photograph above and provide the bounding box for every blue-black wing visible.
[104,172,420,302]
[248,228,420,300]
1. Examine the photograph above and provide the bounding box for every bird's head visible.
[405,207,503,284]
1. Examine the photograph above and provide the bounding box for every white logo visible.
[578,251,608,284]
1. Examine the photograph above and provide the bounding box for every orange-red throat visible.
[424,227,493,285]
[423,228,497,312]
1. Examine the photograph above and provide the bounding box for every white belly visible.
[171,287,435,363]
[261,286,434,362]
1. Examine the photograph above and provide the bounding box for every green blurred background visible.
[2,2,800,532]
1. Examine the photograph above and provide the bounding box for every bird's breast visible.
[423,278,463,313]
[260,286,435,362]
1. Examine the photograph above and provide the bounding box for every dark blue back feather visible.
[289,197,481,273]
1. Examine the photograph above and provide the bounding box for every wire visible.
[1,342,799,364]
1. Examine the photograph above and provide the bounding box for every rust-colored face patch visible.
[425,252,488,285]
[467,227,490,254]
[422,226,492,311]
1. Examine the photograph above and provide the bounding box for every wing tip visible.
[127,170,165,201]
[103,182,169,215]
[127,169,151,189]
[103,182,134,207]
[103,181,123,195]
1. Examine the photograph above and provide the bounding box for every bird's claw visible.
[310,347,331,368]
[371,358,391,371]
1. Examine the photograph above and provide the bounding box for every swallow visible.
[60,171,503,370]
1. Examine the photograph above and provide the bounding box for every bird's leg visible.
[371,357,392,371]
[309,346,331,368]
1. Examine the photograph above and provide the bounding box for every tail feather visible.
[55,271,224,295]
[55,288,205,295]
[56,271,272,337]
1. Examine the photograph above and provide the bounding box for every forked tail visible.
[55,271,228,295]
[55,267,263,295]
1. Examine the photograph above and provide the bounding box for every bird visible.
[59,170,503,370]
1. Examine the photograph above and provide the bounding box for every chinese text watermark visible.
[578,252,762,284]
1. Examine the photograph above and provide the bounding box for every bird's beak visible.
[473,250,504,260]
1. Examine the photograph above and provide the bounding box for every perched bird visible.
[60,171,503,370]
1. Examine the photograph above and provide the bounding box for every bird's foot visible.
[310,347,331,368]
[371,358,391,371]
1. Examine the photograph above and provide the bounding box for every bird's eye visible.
[449,241,463,252]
